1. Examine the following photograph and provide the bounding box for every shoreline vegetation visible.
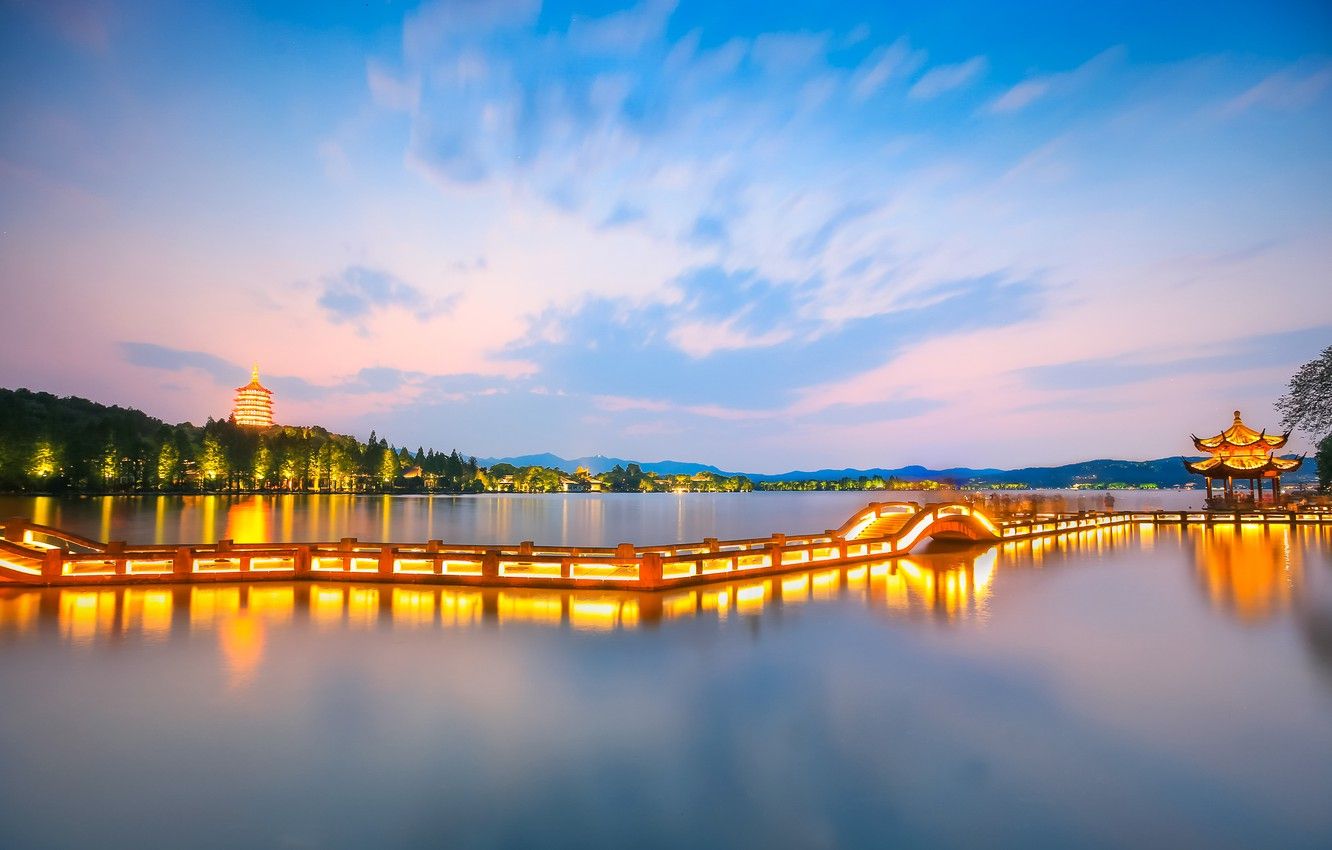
[0,387,1261,498]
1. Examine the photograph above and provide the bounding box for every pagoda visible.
[231,365,275,427]
[1184,410,1300,504]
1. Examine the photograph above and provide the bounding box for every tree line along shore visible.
[2,388,951,495]
[5,381,1328,496]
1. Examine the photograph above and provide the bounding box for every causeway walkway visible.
[2,501,1329,590]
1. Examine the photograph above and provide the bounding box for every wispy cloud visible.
[750,31,829,74]
[366,61,420,112]
[567,0,677,55]
[6,1,1331,467]
[986,46,1124,114]
[1219,65,1332,117]
[851,37,926,101]
[118,342,503,408]
[908,56,987,99]
[316,266,453,327]
[120,342,238,386]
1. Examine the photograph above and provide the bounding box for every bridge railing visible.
[5,504,1330,589]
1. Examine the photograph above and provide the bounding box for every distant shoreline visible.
[1,485,1200,498]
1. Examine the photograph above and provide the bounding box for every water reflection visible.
[0,546,997,646]
[0,490,1207,549]
[2,524,1331,849]
[1190,524,1298,622]
[4,524,1328,662]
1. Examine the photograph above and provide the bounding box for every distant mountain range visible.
[478,453,734,478]
[478,453,1315,487]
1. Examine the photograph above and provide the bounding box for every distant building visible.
[1184,410,1300,503]
[232,365,275,427]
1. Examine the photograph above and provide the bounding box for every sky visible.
[1,0,1330,472]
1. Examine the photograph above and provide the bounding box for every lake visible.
[0,489,1204,548]
[2,494,1330,849]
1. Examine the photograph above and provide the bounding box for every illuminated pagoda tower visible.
[231,365,275,427]
[1185,410,1300,504]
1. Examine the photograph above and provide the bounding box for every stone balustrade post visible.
[41,549,62,581]
[639,552,663,588]
[2,517,26,543]
[379,545,395,577]
[173,547,192,578]
[481,548,500,580]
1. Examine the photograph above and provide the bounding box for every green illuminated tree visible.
[28,440,60,480]
[99,438,119,487]
[156,441,180,488]
[380,444,399,486]
[198,433,228,486]
[252,443,271,487]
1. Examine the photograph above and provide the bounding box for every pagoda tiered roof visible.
[1191,410,1289,452]
[232,365,275,427]
[1183,410,1301,480]
[234,366,273,395]
[1183,454,1302,478]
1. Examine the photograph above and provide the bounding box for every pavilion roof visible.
[1182,455,1302,478]
[1191,410,1289,452]
[234,365,273,395]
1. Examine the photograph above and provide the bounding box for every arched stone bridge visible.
[2,502,1329,590]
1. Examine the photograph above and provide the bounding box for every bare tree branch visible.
[1276,344,1332,439]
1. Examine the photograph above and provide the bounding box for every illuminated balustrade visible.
[700,557,734,575]
[661,560,697,580]
[127,559,174,574]
[5,503,1330,594]
[440,560,483,576]
[569,562,638,581]
[498,561,563,579]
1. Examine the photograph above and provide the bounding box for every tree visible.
[252,443,272,487]
[1277,344,1332,439]
[198,433,228,486]
[28,440,60,481]
[99,437,120,487]
[380,444,399,486]
[1317,434,1332,491]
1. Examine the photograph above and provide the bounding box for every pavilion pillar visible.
[1274,477,1282,504]
[1206,478,1212,501]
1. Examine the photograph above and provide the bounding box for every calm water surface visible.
[2,495,1330,849]
[0,489,1203,547]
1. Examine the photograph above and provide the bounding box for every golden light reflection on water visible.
[1191,524,1299,622]
[219,615,265,689]
[123,588,173,640]
[226,497,270,543]
[3,526,1326,656]
[0,546,1003,647]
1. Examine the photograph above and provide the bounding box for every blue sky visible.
[1,0,1329,470]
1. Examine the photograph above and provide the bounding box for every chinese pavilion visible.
[231,365,275,427]
[1185,410,1301,504]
